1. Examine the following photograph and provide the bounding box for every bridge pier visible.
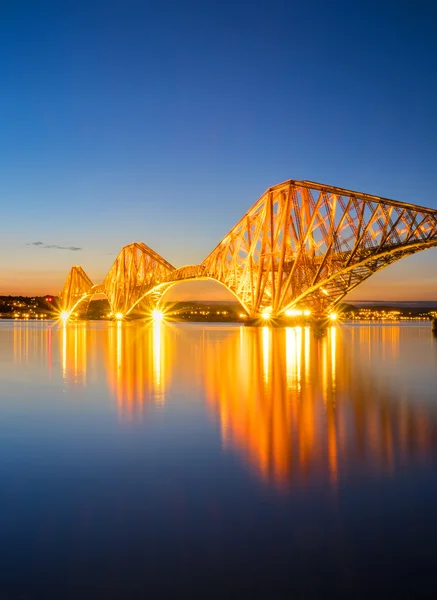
[244,317,285,327]
[432,317,437,334]
[244,315,326,328]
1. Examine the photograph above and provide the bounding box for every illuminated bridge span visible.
[60,179,437,319]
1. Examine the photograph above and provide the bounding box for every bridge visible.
[59,179,437,320]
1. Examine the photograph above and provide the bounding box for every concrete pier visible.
[432,317,437,334]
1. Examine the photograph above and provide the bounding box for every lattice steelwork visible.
[60,180,437,318]
[60,265,94,313]
[101,242,175,315]
[200,180,437,316]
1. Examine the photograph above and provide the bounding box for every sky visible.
[0,0,436,301]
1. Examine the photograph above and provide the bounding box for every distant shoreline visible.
[349,300,437,307]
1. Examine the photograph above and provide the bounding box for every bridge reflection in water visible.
[57,321,170,417]
[204,325,435,486]
[9,321,437,487]
[105,321,168,416]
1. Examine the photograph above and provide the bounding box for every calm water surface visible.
[1,321,437,598]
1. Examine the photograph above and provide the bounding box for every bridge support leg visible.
[432,318,437,334]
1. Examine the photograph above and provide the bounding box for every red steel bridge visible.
[59,179,437,320]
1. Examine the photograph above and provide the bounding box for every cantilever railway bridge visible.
[60,179,437,320]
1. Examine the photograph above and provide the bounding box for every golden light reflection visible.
[105,322,171,418]
[330,326,337,393]
[304,326,310,381]
[116,320,122,371]
[12,321,33,365]
[285,327,301,391]
[152,322,165,403]
[262,326,271,382]
[203,325,436,488]
[55,320,172,419]
[7,321,436,490]
[62,321,67,377]
[60,322,87,386]
[55,320,171,409]
[321,334,329,404]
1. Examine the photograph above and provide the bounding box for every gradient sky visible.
[0,0,436,301]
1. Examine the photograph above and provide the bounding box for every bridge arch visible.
[77,291,113,318]
[125,275,250,317]
[61,288,112,316]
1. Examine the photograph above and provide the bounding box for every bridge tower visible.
[60,266,94,315]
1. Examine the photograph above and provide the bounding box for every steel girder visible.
[59,180,437,318]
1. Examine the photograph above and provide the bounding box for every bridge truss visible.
[60,180,437,319]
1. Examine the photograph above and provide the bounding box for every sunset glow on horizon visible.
[1,246,437,302]
[0,2,436,302]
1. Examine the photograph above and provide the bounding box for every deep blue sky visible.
[0,0,436,299]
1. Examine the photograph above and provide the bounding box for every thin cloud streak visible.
[27,241,83,251]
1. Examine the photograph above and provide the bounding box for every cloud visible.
[27,241,83,251]
[44,244,83,251]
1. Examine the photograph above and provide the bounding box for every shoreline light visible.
[115,312,124,320]
[152,309,164,322]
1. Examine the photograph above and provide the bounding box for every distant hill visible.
[349,300,437,308]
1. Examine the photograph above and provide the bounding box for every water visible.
[1,320,437,599]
